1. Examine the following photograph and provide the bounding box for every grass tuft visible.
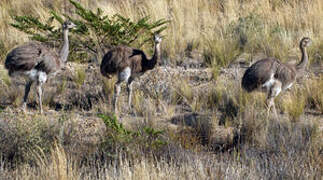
[74,67,86,88]
[282,87,306,121]
[305,75,323,113]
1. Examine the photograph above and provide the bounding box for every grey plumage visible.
[5,42,60,76]
[241,37,311,116]
[4,21,76,114]
[100,34,162,114]
[241,58,296,92]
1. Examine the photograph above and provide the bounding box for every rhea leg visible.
[37,72,47,114]
[266,81,282,118]
[126,77,133,110]
[113,80,121,114]
[22,81,33,112]
[113,67,131,114]
[36,82,43,114]
[266,97,276,117]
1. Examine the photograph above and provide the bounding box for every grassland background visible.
[1,0,323,64]
[0,0,322,179]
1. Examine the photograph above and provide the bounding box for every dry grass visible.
[132,90,147,116]
[1,0,323,65]
[305,75,323,113]
[0,122,321,180]
[281,87,306,121]
[0,65,322,179]
[73,67,86,89]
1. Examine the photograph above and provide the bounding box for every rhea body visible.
[241,37,311,116]
[100,35,162,114]
[4,21,76,114]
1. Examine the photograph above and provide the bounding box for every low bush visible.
[98,114,167,159]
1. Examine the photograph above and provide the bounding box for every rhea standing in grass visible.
[241,37,312,116]
[4,21,76,114]
[100,34,162,114]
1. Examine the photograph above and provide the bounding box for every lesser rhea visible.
[100,34,162,114]
[5,21,76,114]
[241,37,311,116]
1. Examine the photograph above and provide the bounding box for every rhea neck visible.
[296,44,308,71]
[59,28,70,63]
[143,42,160,71]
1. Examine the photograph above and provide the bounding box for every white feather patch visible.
[262,73,275,91]
[24,69,38,81]
[118,67,131,82]
[38,71,47,84]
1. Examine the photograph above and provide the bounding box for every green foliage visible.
[11,14,60,43]
[10,12,86,62]
[68,0,168,57]
[10,0,168,63]
[99,114,132,143]
[98,114,166,157]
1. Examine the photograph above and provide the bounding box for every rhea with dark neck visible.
[100,34,163,114]
[142,37,161,72]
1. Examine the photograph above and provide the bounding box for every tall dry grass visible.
[1,0,323,65]
[0,130,321,180]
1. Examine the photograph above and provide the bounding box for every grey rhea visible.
[100,34,162,114]
[241,37,312,116]
[4,21,76,114]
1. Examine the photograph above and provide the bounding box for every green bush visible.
[98,114,166,158]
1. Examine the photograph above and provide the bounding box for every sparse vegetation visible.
[102,77,115,104]
[0,0,322,179]
[282,87,306,121]
[74,67,86,88]
[132,90,146,116]
[305,75,323,113]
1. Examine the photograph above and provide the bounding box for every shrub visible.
[98,114,166,158]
